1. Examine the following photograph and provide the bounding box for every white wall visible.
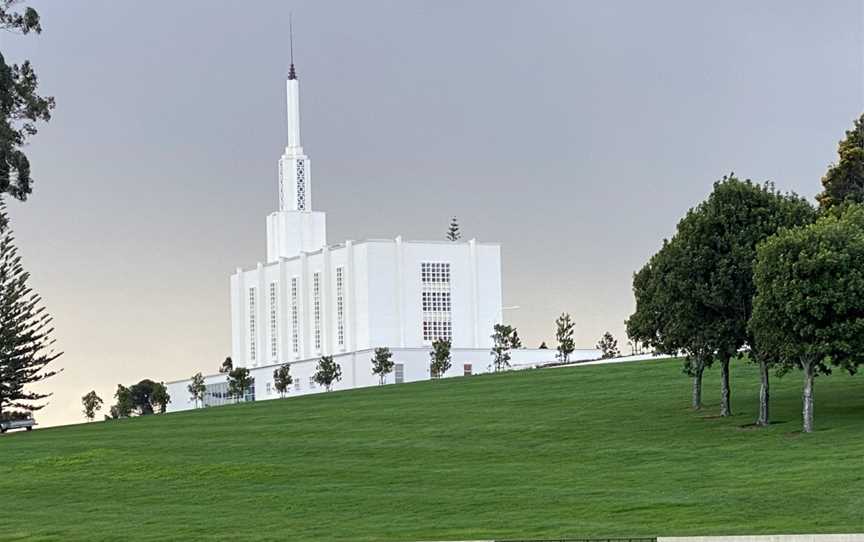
[230,238,503,369]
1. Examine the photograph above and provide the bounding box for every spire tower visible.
[266,24,327,263]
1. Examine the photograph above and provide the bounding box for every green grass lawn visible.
[2,358,863,542]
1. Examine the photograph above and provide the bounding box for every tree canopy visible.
[0,1,55,201]
[627,176,816,414]
[750,205,864,432]
[817,114,864,209]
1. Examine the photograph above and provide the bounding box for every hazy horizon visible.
[2,0,862,427]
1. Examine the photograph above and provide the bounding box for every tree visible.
[596,332,619,359]
[554,313,575,363]
[371,347,394,385]
[627,176,815,416]
[151,382,170,414]
[627,237,717,410]
[817,114,864,209]
[446,217,461,241]
[81,390,102,422]
[219,356,233,374]
[227,367,252,403]
[490,324,515,372]
[1,1,55,201]
[429,339,451,379]
[750,205,864,432]
[126,379,169,415]
[273,363,292,398]
[510,329,522,349]
[539,341,548,349]
[313,356,342,391]
[110,385,133,419]
[672,176,815,417]
[187,372,206,408]
[0,201,60,418]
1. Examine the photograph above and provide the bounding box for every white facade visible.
[231,237,503,368]
[164,58,599,414]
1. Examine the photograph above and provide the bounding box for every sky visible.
[2,0,862,427]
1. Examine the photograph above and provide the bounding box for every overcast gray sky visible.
[2,0,862,427]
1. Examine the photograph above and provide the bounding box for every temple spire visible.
[288,14,297,80]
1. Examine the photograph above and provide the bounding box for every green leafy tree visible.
[596,332,619,359]
[554,313,575,362]
[429,339,451,379]
[628,176,815,416]
[627,238,716,410]
[446,217,461,241]
[371,347,394,385]
[273,363,292,398]
[187,372,206,408]
[750,205,864,432]
[0,201,60,418]
[151,382,170,414]
[81,390,102,422]
[110,385,133,419]
[227,367,252,403]
[490,324,515,372]
[1,1,55,201]
[817,114,864,209]
[126,379,169,415]
[313,356,342,391]
[219,356,233,374]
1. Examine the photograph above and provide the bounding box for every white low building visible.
[165,58,598,412]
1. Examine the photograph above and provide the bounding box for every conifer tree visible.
[0,200,60,418]
[219,356,233,374]
[446,217,461,241]
[510,329,523,349]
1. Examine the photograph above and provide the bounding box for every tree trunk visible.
[802,360,815,433]
[692,362,704,410]
[757,360,770,427]
[719,356,732,417]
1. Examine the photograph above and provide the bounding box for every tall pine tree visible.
[446,217,461,241]
[0,199,61,418]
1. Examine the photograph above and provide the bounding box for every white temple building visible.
[165,58,598,412]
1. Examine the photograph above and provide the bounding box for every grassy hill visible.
[2,358,863,542]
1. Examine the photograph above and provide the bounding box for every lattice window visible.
[291,277,299,354]
[248,287,257,362]
[421,262,452,342]
[313,272,321,351]
[296,159,306,210]
[335,267,345,347]
[269,282,279,359]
